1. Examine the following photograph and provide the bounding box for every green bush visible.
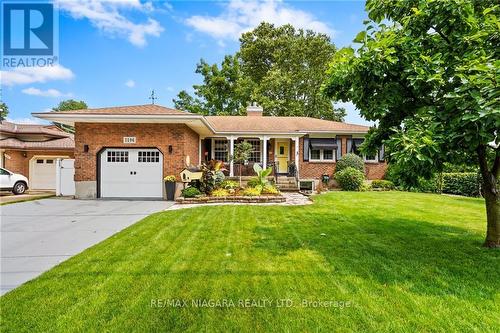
[261,184,280,195]
[371,180,395,190]
[246,177,260,187]
[221,180,239,190]
[335,167,365,191]
[441,173,481,197]
[211,188,229,197]
[243,186,262,196]
[182,187,201,198]
[384,163,439,193]
[335,153,365,173]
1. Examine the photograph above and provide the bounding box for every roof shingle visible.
[0,137,74,150]
[205,116,370,133]
[54,104,193,115]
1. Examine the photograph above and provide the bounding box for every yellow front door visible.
[276,141,289,173]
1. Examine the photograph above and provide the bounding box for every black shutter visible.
[336,137,342,160]
[379,145,385,162]
[303,136,309,161]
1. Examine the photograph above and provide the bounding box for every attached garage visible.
[99,148,163,198]
[29,157,58,190]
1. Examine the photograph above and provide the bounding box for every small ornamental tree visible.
[231,141,253,188]
[323,0,500,247]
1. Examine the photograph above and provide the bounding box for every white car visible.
[0,167,29,195]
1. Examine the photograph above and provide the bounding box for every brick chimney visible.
[246,102,263,117]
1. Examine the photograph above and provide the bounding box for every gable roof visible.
[0,137,74,150]
[205,116,370,133]
[0,121,75,150]
[32,104,371,135]
[0,121,72,138]
[53,104,195,116]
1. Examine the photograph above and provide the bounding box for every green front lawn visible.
[1,192,499,332]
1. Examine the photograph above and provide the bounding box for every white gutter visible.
[32,112,367,135]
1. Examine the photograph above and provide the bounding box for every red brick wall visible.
[298,137,387,180]
[74,123,199,182]
[3,149,73,178]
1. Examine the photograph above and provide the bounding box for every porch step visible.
[275,176,298,191]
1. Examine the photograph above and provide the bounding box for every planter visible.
[176,194,286,204]
[165,182,176,201]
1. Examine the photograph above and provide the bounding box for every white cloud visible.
[57,0,163,47]
[1,64,74,86]
[185,0,335,41]
[125,79,136,88]
[5,117,46,125]
[21,87,73,98]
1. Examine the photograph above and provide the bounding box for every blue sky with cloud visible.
[1,0,370,125]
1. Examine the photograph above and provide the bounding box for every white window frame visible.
[364,154,378,163]
[243,139,262,163]
[309,148,336,162]
[211,138,228,162]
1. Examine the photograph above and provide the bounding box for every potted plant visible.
[164,175,176,201]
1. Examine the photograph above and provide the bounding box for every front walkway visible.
[167,192,311,210]
[0,198,172,295]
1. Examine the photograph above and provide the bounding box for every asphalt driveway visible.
[0,198,173,295]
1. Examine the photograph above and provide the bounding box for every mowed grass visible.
[1,192,499,332]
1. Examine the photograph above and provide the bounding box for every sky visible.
[1,0,370,125]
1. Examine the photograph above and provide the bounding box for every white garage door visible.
[100,148,163,198]
[31,158,57,190]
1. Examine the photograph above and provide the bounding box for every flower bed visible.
[176,194,286,204]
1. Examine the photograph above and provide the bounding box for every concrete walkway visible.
[0,198,173,295]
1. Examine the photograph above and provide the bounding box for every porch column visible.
[262,136,268,168]
[293,137,299,179]
[229,136,235,177]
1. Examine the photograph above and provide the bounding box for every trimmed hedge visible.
[441,173,481,197]
[335,153,364,173]
[371,180,395,190]
[335,167,365,191]
[182,187,202,198]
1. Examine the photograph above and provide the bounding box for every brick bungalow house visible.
[34,104,386,199]
[0,121,74,190]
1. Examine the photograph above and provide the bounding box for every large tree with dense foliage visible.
[175,23,346,121]
[323,0,500,247]
[52,99,88,133]
[0,102,9,120]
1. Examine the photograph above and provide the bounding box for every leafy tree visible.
[175,23,346,121]
[323,0,500,247]
[174,55,251,115]
[231,141,253,187]
[0,102,8,120]
[52,99,88,133]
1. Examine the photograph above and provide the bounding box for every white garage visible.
[99,148,163,198]
[30,157,57,190]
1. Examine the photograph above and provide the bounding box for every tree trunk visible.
[483,187,499,248]
[477,145,500,248]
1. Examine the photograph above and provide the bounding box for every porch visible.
[199,136,300,178]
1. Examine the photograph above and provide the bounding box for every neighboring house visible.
[0,121,75,190]
[34,104,386,199]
